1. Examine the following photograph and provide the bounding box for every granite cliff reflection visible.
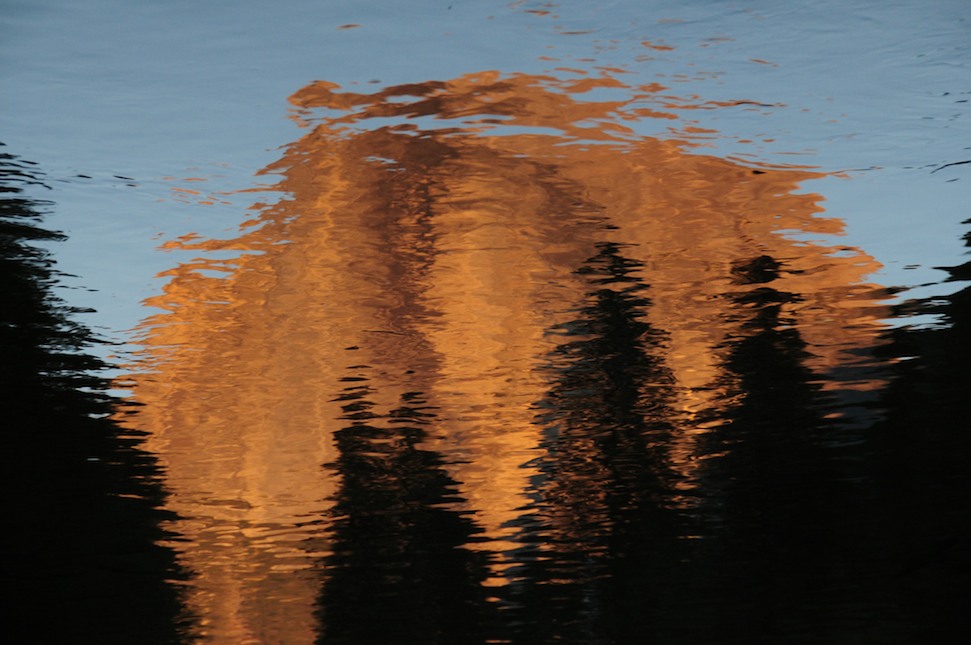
[117,71,891,642]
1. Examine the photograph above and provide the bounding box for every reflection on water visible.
[319,378,493,645]
[1,148,183,643]
[869,221,971,639]
[115,70,912,642]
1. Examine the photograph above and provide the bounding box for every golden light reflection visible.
[117,68,891,641]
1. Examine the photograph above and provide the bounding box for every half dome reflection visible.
[117,69,891,642]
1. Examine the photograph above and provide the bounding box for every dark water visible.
[1,149,186,643]
[4,2,971,643]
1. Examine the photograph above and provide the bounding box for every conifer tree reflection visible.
[689,254,879,642]
[503,242,689,644]
[0,147,183,643]
[869,219,971,640]
[317,371,493,645]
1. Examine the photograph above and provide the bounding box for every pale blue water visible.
[3,0,968,342]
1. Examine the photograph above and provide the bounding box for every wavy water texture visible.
[115,70,892,643]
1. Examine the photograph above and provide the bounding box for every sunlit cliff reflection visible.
[116,69,892,642]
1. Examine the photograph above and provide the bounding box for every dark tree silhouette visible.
[501,242,691,644]
[0,147,185,644]
[867,219,971,640]
[316,371,494,645]
[686,255,886,644]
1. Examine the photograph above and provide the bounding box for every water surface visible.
[3,1,970,643]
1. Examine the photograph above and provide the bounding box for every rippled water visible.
[3,1,970,643]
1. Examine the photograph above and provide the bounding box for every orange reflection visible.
[117,69,890,641]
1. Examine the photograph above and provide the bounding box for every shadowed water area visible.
[1,150,186,643]
[3,1,971,643]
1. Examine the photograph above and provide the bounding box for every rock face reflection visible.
[117,71,895,643]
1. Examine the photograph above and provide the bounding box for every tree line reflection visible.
[1,146,185,643]
[319,372,493,644]
[6,65,967,643]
